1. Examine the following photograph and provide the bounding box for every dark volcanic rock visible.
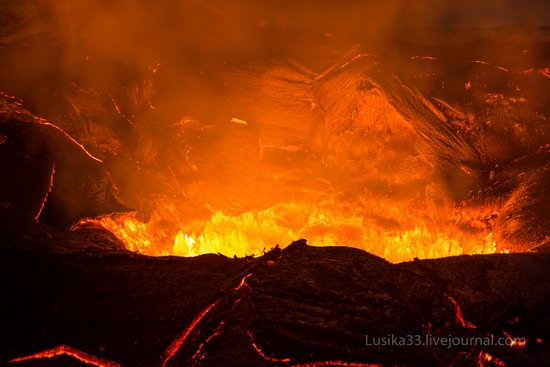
[1,239,550,367]
[0,94,129,230]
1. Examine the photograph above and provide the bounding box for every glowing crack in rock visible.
[502,330,527,348]
[35,165,55,221]
[478,351,507,367]
[191,320,225,362]
[8,344,122,367]
[160,300,220,367]
[248,330,383,367]
[444,294,477,329]
[160,273,254,366]
[234,273,253,291]
[93,203,502,263]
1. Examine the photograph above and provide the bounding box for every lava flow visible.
[160,300,221,367]
[161,272,254,366]
[292,362,384,367]
[8,345,122,367]
[78,48,537,263]
[2,2,550,366]
[247,330,291,364]
[190,320,226,363]
[478,351,507,367]
[248,329,384,367]
[445,294,477,329]
[34,165,55,221]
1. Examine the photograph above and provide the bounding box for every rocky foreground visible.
[2,236,550,367]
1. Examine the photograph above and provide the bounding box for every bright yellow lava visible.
[88,200,502,263]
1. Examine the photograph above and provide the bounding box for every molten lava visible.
[75,53,536,263]
[89,200,502,263]
[247,330,291,363]
[445,294,477,329]
[9,345,121,367]
[160,300,220,367]
[478,351,507,367]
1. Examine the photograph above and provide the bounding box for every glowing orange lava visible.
[248,330,384,367]
[478,351,507,367]
[87,200,504,263]
[77,58,522,263]
[502,330,527,348]
[160,300,220,367]
[191,320,225,362]
[247,330,291,363]
[292,362,383,367]
[9,345,122,367]
[445,294,477,329]
[35,165,55,221]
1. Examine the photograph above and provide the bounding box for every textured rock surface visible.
[0,94,128,230]
[2,239,549,367]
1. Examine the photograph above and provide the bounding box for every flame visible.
[85,199,502,263]
[75,62,519,263]
[160,300,221,367]
[84,213,172,256]
[87,198,501,263]
[161,273,253,366]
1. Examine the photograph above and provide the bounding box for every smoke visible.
[1,0,549,257]
[2,0,549,91]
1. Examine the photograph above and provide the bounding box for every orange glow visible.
[161,300,220,367]
[191,320,225,362]
[445,294,477,329]
[248,330,383,367]
[292,362,383,367]
[87,199,502,263]
[247,330,291,363]
[233,273,253,291]
[502,330,527,348]
[9,345,121,367]
[478,351,507,367]
[35,165,55,221]
[76,55,524,263]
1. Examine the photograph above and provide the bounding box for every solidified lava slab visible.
[2,239,550,367]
